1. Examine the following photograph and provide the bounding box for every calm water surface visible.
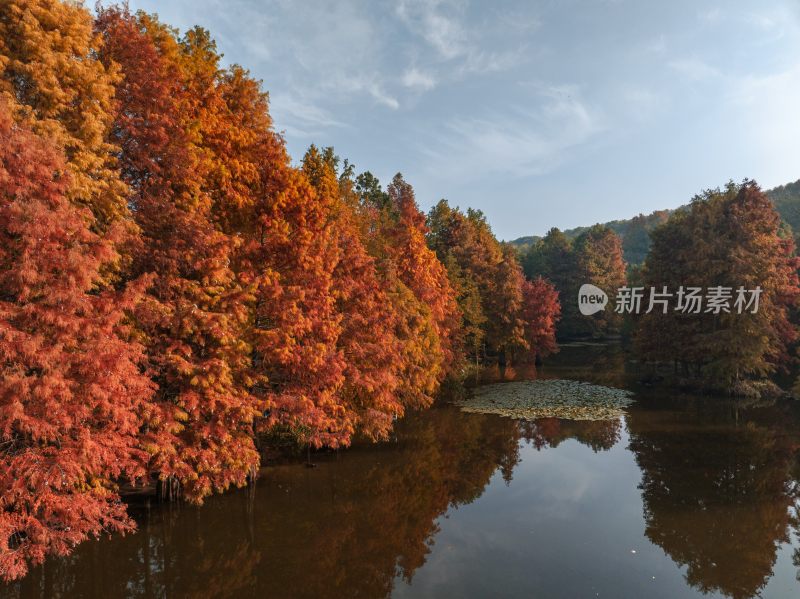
[4,344,800,598]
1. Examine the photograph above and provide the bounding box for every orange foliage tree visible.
[0,0,130,236]
[427,200,560,364]
[95,7,260,502]
[302,146,404,441]
[0,104,154,580]
[358,173,461,406]
[386,175,461,372]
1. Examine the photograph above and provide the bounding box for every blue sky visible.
[123,0,800,240]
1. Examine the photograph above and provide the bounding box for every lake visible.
[4,343,800,598]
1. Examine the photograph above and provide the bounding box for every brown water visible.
[4,344,800,599]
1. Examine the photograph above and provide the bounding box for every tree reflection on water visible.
[5,356,800,599]
[6,406,526,598]
[627,398,800,599]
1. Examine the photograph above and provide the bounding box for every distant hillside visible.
[768,179,800,232]
[510,179,800,265]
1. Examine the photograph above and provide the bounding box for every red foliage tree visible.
[521,277,561,360]
[0,103,154,581]
[95,7,260,502]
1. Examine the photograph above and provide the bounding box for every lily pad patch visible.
[456,379,635,421]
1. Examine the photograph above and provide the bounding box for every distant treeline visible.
[511,178,800,266]
[519,182,799,398]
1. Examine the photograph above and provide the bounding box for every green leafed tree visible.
[524,226,625,338]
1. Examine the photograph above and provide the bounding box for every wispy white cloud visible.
[668,58,721,81]
[394,0,527,75]
[367,83,401,110]
[395,0,468,60]
[424,84,606,179]
[496,7,541,34]
[458,48,527,75]
[269,94,346,138]
[209,0,399,136]
[402,67,437,90]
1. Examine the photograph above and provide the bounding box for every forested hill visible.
[510,179,800,265]
[769,179,800,233]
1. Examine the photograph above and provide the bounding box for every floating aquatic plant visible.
[456,379,635,421]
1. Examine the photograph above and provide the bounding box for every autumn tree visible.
[0,103,153,581]
[441,252,486,366]
[353,174,461,405]
[0,0,130,233]
[427,200,558,364]
[302,146,404,441]
[524,226,625,338]
[454,209,530,359]
[382,176,461,394]
[172,34,353,448]
[486,244,528,363]
[637,181,799,393]
[95,7,260,502]
[427,200,487,363]
[386,175,460,371]
[132,17,353,450]
[521,277,561,361]
[573,225,627,335]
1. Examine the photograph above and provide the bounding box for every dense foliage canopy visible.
[637,182,799,390]
[523,225,626,338]
[0,1,560,579]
